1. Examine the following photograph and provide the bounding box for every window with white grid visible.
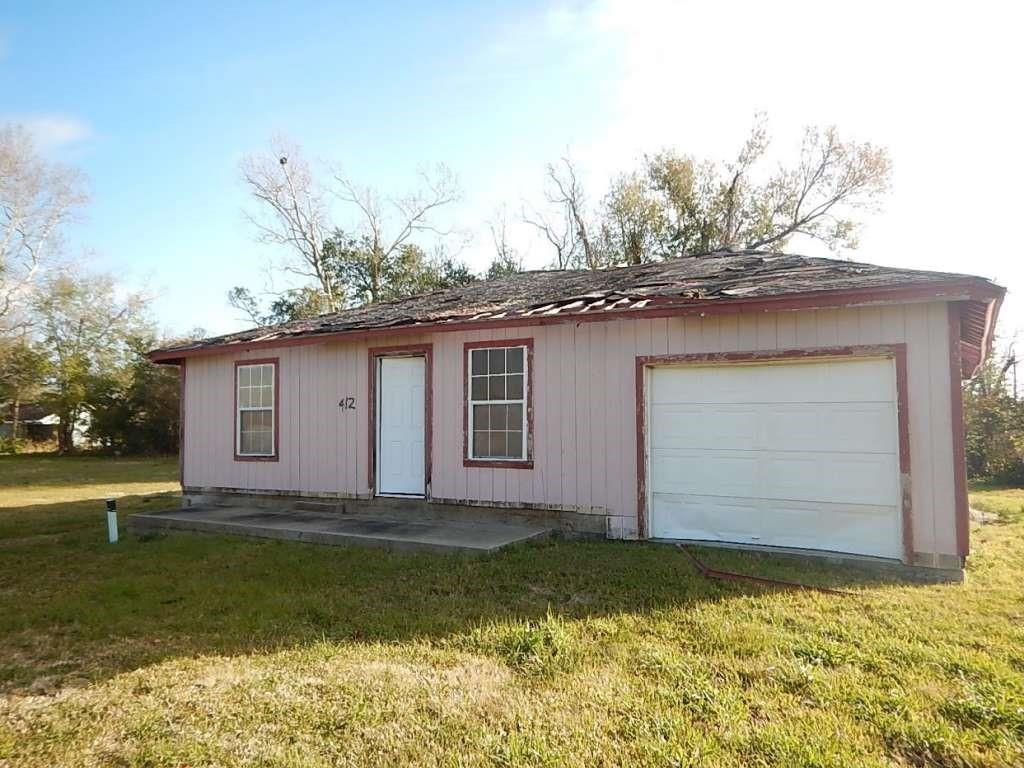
[236,362,275,457]
[467,345,527,460]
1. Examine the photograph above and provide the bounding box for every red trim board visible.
[462,338,535,469]
[634,344,914,563]
[232,357,281,462]
[179,361,186,486]
[367,344,433,496]
[948,303,970,558]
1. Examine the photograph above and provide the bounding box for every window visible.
[467,344,529,462]
[236,361,276,458]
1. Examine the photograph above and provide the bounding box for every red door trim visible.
[635,344,913,563]
[367,344,433,497]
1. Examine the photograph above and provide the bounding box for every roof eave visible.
[148,277,1005,363]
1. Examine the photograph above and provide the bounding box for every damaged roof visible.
[151,250,1003,370]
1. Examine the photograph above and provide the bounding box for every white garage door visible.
[647,357,902,559]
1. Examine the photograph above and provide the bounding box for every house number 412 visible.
[338,397,356,410]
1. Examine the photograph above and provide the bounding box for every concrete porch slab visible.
[128,505,554,554]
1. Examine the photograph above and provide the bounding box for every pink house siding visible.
[182,301,959,559]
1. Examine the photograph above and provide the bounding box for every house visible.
[149,250,1004,576]
[0,403,92,447]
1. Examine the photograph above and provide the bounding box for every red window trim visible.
[367,344,433,496]
[634,344,913,564]
[233,357,280,462]
[463,338,535,469]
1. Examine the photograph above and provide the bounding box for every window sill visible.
[463,458,534,470]
[234,454,279,462]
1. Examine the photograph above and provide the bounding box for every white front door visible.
[647,357,902,559]
[377,356,426,496]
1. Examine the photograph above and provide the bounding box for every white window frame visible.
[467,345,529,461]
[236,362,276,458]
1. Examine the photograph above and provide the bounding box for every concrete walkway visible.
[128,505,553,554]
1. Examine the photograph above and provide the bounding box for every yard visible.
[0,457,1021,767]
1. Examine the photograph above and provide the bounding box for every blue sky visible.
[3,1,1022,340]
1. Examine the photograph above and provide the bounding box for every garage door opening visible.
[644,355,904,560]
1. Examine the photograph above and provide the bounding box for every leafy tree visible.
[32,271,150,453]
[89,334,184,454]
[0,337,50,452]
[963,350,1024,484]
[487,253,521,280]
[528,116,892,267]
[227,285,332,326]
[601,171,665,266]
[648,119,890,256]
[329,234,475,304]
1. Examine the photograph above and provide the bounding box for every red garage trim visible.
[149,278,1002,363]
[179,361,186,486]
[462,338,535,469]
[367,344,433,496]
[233,358,280,462]
[635,344,913,563]
[948,303,970,558]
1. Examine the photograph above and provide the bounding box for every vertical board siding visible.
[183,302,959,555]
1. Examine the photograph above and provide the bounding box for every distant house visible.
[150,250,1004,577]
[0,403,92,447]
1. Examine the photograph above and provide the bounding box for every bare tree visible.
[0,124,88,333]
[486,205,522,278]
[546,156,601,269]
[525,155,622,270]
[522,199,577,270]
[332,164,460,303]
[240,137,340,312]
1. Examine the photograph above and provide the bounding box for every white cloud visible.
[473,0,1024,339]
[8,115,93,151]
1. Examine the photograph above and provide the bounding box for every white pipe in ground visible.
[106,499,118,543]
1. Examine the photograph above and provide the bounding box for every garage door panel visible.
[650,493,759,541]
[651,450,759,496]
[647,357,902,560]
[651,493,903,559]
[762,403,895,453]
[763,452,897,506]
[652,358,896,405]
[653,402,897,455]
[651,405,758,450]
[824,455,899,505]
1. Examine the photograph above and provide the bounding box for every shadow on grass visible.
[0,493,916,693]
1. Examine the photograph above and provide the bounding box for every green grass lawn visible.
[0,456,1022,767]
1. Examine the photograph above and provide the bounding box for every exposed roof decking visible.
[151,250,1003,367]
